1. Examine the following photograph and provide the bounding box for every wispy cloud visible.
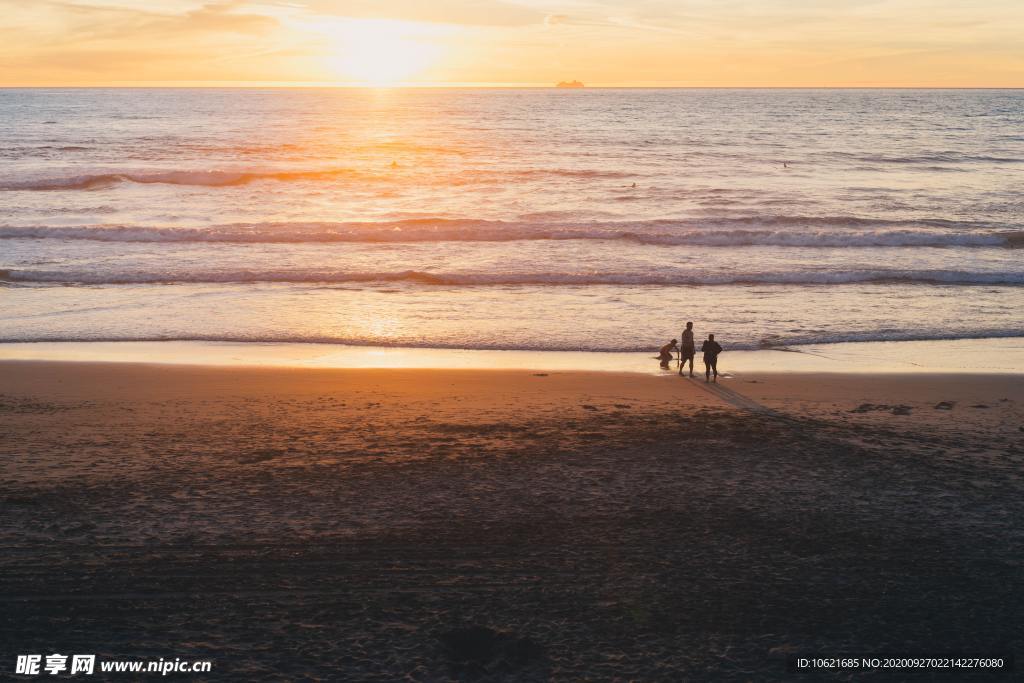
[290,0,546,27]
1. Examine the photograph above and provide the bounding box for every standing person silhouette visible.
[678,321,696,377]
[701,334,723,382]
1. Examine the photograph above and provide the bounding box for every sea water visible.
[1,88,1021,352]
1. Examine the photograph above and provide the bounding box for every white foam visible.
[1,329,1023,353]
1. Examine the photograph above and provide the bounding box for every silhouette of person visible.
[701,334,723,382]
[659,339,678,369]
[678,322,696,377]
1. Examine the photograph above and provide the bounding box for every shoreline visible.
[1,336,1023,374]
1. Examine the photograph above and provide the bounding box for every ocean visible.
[1,88,1022,353]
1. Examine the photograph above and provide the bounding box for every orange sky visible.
[2,1,1022,86]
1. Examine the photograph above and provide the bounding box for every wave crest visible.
[0,169,364,191]
[4,268,1023,287]
[0,221,1015,248]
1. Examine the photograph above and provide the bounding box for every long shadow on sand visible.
[2,396,1021,680]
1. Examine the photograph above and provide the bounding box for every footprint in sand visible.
[238,449,281,464]
[850,403,886,413]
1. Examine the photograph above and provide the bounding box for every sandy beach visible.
[2,360,1021,680]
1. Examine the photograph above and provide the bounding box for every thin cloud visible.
[292,0,546,27]
[173,2,280,35]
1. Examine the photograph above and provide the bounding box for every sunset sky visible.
[3,0,1022,87]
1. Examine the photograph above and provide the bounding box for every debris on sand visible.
[934,401,956,410]
[849,403,911,415]
[238,449,281,464]
[970,404,990,409]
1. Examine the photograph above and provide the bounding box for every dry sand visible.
[2,361,1022,680]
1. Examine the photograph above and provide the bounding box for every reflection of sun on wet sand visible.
[2,361,1022,679]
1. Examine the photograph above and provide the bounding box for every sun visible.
[322,19,441,86]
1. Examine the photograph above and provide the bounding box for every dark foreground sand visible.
[2,362,1022,681]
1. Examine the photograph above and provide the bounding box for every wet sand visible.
[2,362,1022,680]
[4,336,1024,374]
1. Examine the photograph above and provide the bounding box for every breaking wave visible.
[0,166,634,191]
[0,169,365,191]
[0,220,1017,248]
[4,268,1023,287]
[1,329,1022,353]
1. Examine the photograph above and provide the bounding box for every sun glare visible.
[322,19,441,86]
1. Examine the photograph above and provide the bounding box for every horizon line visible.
[2,83,1022,90]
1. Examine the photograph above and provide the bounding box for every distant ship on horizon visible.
[556,80,584,88]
